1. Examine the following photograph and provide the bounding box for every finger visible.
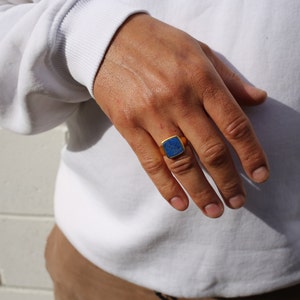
[160,135,225,218]
[177,107,246,210]
[123,128,190,211]
[143,116,225,218]
[216,62,268,106]
[199,42,268,106]
[200,79,270,183]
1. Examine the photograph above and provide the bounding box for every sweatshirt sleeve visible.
[0,0,146,134]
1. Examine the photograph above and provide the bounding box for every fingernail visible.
[229,194,245,209]
[170,196,188,211]
[247,85,268,101]
[204,202,224,218]
[252,166,269,183]
[255,88,268,100]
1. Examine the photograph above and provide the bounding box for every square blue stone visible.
[162,136,185,158]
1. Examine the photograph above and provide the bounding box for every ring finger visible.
[150,123,225,218]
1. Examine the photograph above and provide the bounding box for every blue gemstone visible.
[162,136,185,158]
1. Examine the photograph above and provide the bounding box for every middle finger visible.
[177,107,246,210]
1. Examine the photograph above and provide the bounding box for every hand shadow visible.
[237,97,300,236]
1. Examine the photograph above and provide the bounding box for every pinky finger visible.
[125,129,189,211]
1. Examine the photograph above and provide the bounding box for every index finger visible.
[202,79,270,183]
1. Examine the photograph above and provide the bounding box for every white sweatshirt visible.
[1,0,300,298]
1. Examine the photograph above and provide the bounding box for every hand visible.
[93,14,269,218]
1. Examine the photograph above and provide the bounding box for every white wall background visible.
[0,127,65,300]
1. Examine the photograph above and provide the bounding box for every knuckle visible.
[168,154,195,176]
[145,84,195,119]
[141,82,179,113]
[200,42,214,59]
[147,86,172,107]
[201,85,219,100]
[200,42,210,52]
[242,146,266,169]
[192,188,215,207]
[111,106,139,129]
[221,181,242,197]
[225,115,252,141]
[226,69,240,84]
[160,181,180,200]
[201,142,228,168]
[114,115,134,129]
[142,155,165,176]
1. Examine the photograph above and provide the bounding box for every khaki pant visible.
[45,225,300,300]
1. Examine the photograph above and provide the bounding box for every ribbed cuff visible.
[56,0,147,97]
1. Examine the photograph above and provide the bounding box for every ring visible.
[160,135,188,159]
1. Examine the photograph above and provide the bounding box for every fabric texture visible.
[1,0,300,298]
[45,225,300,300]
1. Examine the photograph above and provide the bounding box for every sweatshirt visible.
[1,0,300,298]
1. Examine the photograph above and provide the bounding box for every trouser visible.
[45,225,300,300]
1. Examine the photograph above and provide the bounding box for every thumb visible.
[221,69,268,106]
[199,42,268,106]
